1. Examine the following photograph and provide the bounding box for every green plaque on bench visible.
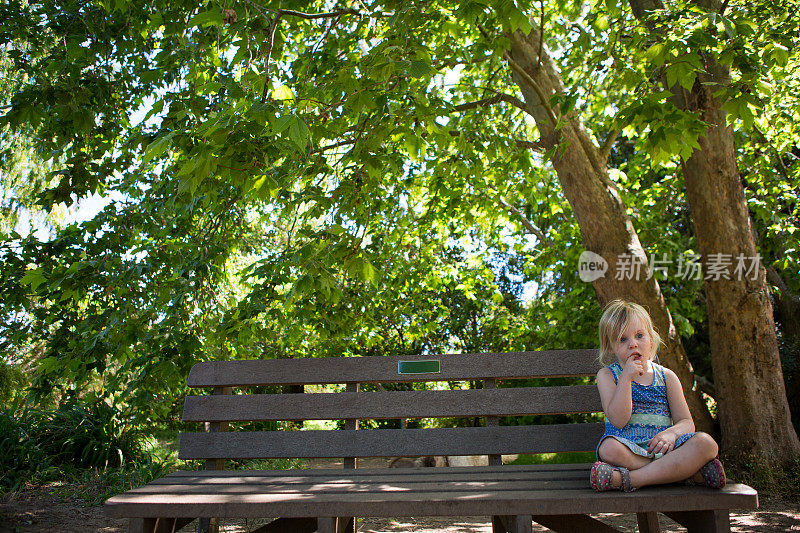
[398,360,441,375]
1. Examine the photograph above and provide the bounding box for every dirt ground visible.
[2,458,799,532]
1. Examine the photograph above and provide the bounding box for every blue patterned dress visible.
[597,361,695,459]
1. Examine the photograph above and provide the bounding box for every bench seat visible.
[106,464,756,519]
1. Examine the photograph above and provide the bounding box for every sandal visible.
[687,458,726,489]
[590,461,636,492]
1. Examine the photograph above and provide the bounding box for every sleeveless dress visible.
[597,361,696,459]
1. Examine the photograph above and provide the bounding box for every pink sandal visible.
[687,458,726,488]
[590,461,636,492]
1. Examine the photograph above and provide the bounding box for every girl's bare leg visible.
[597,437,651,470]
[597,433,718,489]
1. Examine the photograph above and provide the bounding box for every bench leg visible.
[637,512,661,533]
[338,517,356,532]
[491,515,532,533]
[198,517,219,533]
[130,517,193,533]
[250,517,318,533]
[532,514,621,532]
[318,517,335,533]
[665,510,730,533]
[492,515,509,532]
[317,517,354,533]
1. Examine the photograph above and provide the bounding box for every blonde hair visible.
[598,300,662,366]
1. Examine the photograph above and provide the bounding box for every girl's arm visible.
[597,367,634,429]
[647,367,696,455]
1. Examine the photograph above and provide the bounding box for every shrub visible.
[0,401,148,491]
[28,402,142,469]
[0,409,47,490]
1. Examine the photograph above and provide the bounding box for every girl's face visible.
[612,316,653,366]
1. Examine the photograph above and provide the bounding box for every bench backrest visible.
[179,350,604,467]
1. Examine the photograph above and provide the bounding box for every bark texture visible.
[506,29,714,433]
[627,0,800,465]
[678,71,800,464]
[767,267,800,425]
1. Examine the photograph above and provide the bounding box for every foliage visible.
[0,358,26,407]
[47,461,178,506]
[0,402,148,491]
[0,0,796,446]
[0,408,48,491]
[510,451,597,465]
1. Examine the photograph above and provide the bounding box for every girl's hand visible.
[647,431,677,455]
[621,357,645,382]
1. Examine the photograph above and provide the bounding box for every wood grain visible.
[178,423,606,459]
[105,465,758,519]
[182,385,602,422]
[187,350,601,387]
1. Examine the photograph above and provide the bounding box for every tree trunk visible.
[767,267,800,432]
[505,29,714,433]
[627,0,800,465]
[678,71,800,464]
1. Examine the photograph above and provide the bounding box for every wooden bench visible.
[105,350,758,532]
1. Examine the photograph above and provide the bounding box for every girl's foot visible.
[687,458,726,488]
[590,461,635,492]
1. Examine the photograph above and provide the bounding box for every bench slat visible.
[182,385,601,422]
[122,478,592,495]
[162,463,591,477]
[105,463,758,518]
[178,423,605,459]
[151,465,591,485]
[105,486,758,519]
[187,350,601,387]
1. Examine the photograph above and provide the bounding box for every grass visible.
[510,451,597,465]
[21,433,308,507]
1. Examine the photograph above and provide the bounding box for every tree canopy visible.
[1,0,798,463]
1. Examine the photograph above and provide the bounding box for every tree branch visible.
[537,0,545,69]
[247,2,360,102]
[260,14,282,102]
[475,23,557,126]
[313,138,356,153]
[478,183,550,243]
[446,130,545,152]
[274,7,359,20]
[434,54,494,71]
[503,52,559,127]
[599,127,622,162]
[454,94,528,113]
[315,131,544,155]
[246,1,359,21]
[498,195,549,243]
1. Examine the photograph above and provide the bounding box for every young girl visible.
[590,300,726,492]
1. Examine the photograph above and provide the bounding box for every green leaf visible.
[189,10,223,27]
[646,43,666,67]
[272,115,293,134]
[21,269,46,291]
[142,132,175,162]
[768,44,789,68]
[272,85,295,101]
[665,61,696,91]
[409,60,433,79]
[362,259,379,286]
[288,116,310,150]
